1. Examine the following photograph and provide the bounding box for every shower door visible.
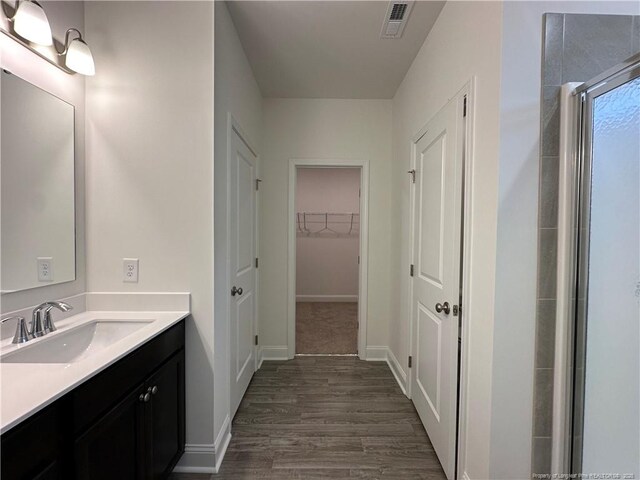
[571,59,640,476]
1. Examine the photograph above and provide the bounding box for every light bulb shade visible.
[13,1,53,46]
[65,38,95,76]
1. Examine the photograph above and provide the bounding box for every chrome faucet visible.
[1,316,32,344]
[31,306,46,338]
[42,301,73,334]
[32,301,73,337]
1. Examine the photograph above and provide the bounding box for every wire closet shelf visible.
[296,212,360,236]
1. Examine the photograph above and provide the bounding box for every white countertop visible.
[0,309,189,434]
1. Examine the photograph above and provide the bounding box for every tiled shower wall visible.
[533,13,640,473]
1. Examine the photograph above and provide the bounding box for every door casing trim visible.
[407,78,476,480]
[287,158,370,359]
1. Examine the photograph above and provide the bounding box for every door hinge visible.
[357,255,360,265]
[408,356,412,368]
[255,257,259,268]
[409,264,414,277]
[359,188,361,198]
[407,169,416,184]
[256,178,262,191]
[463,96,467,117]
[255,335,258,346]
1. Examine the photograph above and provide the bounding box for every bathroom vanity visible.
[0,311,187,480]
[0,31,189,480]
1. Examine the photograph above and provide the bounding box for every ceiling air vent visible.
[380,1,414,39]
[389,3,408,21]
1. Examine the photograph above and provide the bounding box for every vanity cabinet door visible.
[30,461,60,480]
[145,350,185,479]
[74,385,146,480]
[0,403,64,480]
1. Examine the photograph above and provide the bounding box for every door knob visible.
[435,302,451,315]
[231,286,243,296]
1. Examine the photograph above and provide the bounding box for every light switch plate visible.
[123,258,139,283]
[37,257,53,282]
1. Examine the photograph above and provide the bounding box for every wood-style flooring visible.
[170,356,446,479]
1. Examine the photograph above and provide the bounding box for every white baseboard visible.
[363,346,408,397]
[214,415,232,473]
[296,295,358,303]
[257,347,264,370]
[260,345,289,361]
[386,347,408,396]
[365,345,388,361]
[173,415,231,474]
[173,443,215,473]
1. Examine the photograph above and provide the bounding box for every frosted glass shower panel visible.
[582,76,640,476]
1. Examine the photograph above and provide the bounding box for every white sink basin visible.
[1,320,153,364]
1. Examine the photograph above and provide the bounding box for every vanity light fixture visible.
[11,0,53,46]
[57,28,95,76]
[1,1,96,76]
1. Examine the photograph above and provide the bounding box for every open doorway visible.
[295,167,361,354]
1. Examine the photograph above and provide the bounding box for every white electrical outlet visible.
[123,258,139,283]
[37,257,53,282]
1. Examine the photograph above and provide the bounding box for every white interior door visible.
[410,96,464,479]
[229,128,257,417]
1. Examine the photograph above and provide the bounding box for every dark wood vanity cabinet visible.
[74,386,147,480]
[1,320,185,480]
[146,352,186,479]
[0,402,66,480]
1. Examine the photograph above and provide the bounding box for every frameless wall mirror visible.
[1,70,76,293]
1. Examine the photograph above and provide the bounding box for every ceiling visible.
[226,1,445,99]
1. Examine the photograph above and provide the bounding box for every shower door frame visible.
[552,53,640,474]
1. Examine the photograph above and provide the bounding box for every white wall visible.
[296,168,360,213]
[390,2,503,478]
[260,99,392,352]
[296,168,359,300]
[213,0,262,461]
[0,1,86,313]
[84,0,215,465]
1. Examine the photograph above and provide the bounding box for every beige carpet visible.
[296,302,358,354]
